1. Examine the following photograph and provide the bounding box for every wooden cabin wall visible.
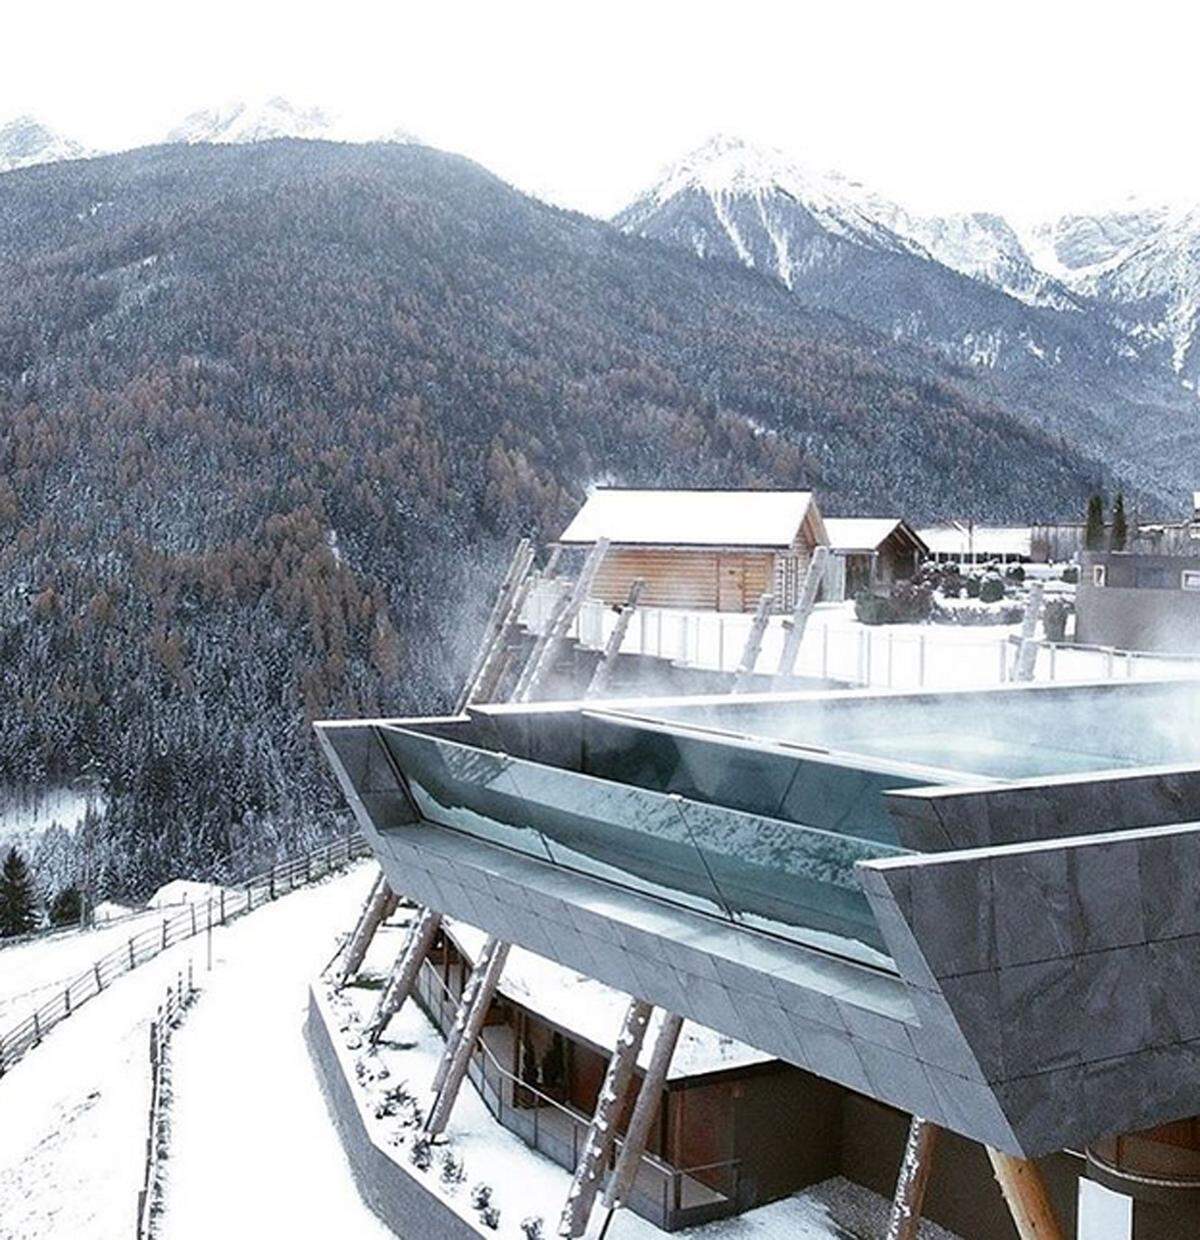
[591,548,784,613]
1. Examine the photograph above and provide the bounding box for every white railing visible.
[518,581,1200,691]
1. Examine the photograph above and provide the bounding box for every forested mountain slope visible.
[0,139,1133,895]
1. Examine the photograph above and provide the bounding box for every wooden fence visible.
[0,830,369,1077]
[136,964,197,1240]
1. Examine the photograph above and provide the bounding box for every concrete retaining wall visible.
[304,985,481,1240]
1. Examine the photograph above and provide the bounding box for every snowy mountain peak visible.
[164,97,420,147]
[620,134,919,259]
[0,115,92,173]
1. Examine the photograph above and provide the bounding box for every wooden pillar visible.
[366,907,443,1045]
[585,579,644,698]
[731,592,775,693]
[776,546,830,678]
[986,1147,1066,1240]
[516,538,610,703]
[1011,582,1045,682]
[601,1011,682,1214]
[559,998,653,1239]
[335,875,399,988]
[886,1116,940,1240]
[425,937,511,1135]
[457,538,536,711]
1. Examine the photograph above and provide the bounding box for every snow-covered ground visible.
[157,864,393,1240]
[0,908,171,1029]
[0,932,206,1239]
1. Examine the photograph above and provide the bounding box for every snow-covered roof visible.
[445,920,770,1079]
[824,517,925,554]
[917,522,1032,558]
[558,488,820,549]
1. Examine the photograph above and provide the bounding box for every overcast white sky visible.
[4,0,1197,220]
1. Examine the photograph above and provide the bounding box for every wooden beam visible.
[559,998,653,1239]
[600,1011,682,1214]
[456,538,535,711]
[776,545,830,677]
[1010,582,1045,682]
[335,876,399,989]
[585,578,644,698]
[731,592,775,692]
[515,537,610,703]
[425,936,510,1135]
[886,1116,940,1240]
[986,1147,1066,1240]
[365,907,442,1045]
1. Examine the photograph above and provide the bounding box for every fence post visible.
[998,639,1007,683]
[190,905,197,936]
[94,962,103,992]
[220,889,226,926]
[270,867,276,900]
[64,986,71,1016]
[161,920,168,950]
[129,938,136,969]
[1049,644,1057,681]
[246,883,253,912]
[1105,647,1115,678]
[33,1012,41,1044]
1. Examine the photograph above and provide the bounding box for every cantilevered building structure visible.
[315,677,1200,1240]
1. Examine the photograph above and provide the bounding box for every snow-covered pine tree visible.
[0,848,40,936]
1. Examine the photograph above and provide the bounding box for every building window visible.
[1092,564,1106,587]
[1183,571,1200,592]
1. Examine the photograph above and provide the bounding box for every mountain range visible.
[616,136,1200,480]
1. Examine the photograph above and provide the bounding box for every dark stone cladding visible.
[305,985,482,1240]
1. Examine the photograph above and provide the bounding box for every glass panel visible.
[381,726,903,967]
[677,800,900,962]
[501,759,732,921]
[381,728,556,865]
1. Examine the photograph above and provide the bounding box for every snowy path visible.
[0,929,206,1240]
[158,864,393,1240]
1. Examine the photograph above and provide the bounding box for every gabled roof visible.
[824,517,926,555]
[557,488,823,549]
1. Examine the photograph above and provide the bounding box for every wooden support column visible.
[886,1115,940,1240]
[1011,582,1045,682]
[366,907,443,1045]
[456,538,536,711]
[776,545,830,678]
[335,875,399,988]
[559,998,654,1239]
[731,592,775,693]
[516,537,610,703]
[986,1147,1066,1240]
[425,937,511,1135]
[600,1011,682,1217]
[585,579,645,698]
[511,577,573,701]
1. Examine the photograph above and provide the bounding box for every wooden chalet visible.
[822,517,929,601]
[556,488,828,613]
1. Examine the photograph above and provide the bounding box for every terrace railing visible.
[411,960,743,1231]
[521,580,1200,691]
[0,831,369,1077]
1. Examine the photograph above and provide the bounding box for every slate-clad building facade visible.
[318,678,1200,1238]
